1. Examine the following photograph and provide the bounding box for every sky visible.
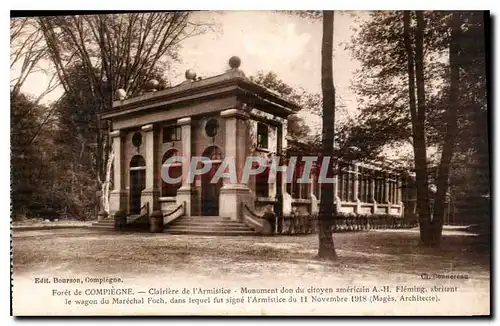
[14,11,366,115]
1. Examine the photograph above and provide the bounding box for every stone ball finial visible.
[185,69,197,81]
[158,81,167,90]
[145,79,159,90]
[229,56,241,69]
[115,88,127,100]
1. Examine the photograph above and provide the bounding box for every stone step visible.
[90,215,259,235]
[93,215,143,225]
[172,220,244,226]
[93,220,115,225]
[180,216,232,222]
[166,215,257,235]
[89,224,114,229]
[168,225,252,232]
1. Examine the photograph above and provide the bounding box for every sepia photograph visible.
[10,9,491,316]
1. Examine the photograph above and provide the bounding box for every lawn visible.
[13,227,490,280]
[11,228,490,316]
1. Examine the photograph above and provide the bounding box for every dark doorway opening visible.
[201,146,223,216]
[129,155,146,215]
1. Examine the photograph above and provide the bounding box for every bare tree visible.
[36,12,210,213]
[10,17,50,98]
[317,10,338,260]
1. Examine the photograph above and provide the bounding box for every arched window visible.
[202,146,223,161]
[130,155,145,168]
[161,149,182,197]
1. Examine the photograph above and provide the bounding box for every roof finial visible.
[228,56,241,69]
[185,69,197,81]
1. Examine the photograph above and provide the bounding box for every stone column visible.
[353,166,359,201]
[310,174,319,214]
[140,124,160,212]
[334,174,341,213]
[268,125,278,200]
[388,179,393,214]
[219,109,252,220]
[109,130,127,215]
[371,177,377,214]
[176,117,194,216]
[279,120,292,217]
[385,175,390,204]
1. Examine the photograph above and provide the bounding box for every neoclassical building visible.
[100,57,405,232]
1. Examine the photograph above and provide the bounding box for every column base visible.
[355,199,362,214]
[109,190,128,216]
[310,194,319,215]
[335,196,342,214]
[177,187,196,216]
[282,192,293,216]
[219,184,252,220]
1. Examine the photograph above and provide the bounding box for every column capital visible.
[220,108,249,120]
[141,124,154,132]
[177,117,192,126]
[110,130,124,138]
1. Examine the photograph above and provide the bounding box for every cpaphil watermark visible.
[161,156,336,184]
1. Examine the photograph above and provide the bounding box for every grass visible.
[12,218,92,227]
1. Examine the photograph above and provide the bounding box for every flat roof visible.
[102,70,302,120]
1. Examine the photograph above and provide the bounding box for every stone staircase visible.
[165,216,257,236]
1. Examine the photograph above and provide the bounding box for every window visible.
[368,178,373,203]
[257,123,269,149]
[374,172,388,203]
[358,168,363,202]
[163,126,181,143]
[313,174,320,199]
[343,173,349,201]
[301,182,310,199]
[291,172,300,199]
[288,162,310,200]
[337,173,343,200]
[255,166,270,198]
[388,179,399,203]
[348,172,356,202]
[205,119,219,137]
[395,181,401,204]
[358,168,374,203]
[132,132,142,147]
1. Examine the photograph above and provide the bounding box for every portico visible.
[100,56,406,233]
[101,57,300,221]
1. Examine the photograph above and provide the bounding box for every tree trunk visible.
[317,10,337,260]
[431,12,461,244]
[101,144,114,214]
[404,11,432,244]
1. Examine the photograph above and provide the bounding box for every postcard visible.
[11,10,490,316]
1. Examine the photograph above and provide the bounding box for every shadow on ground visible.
[12,227,490,282]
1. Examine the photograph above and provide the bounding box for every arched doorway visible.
[129,155,146,214]
[201,146,223,216]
